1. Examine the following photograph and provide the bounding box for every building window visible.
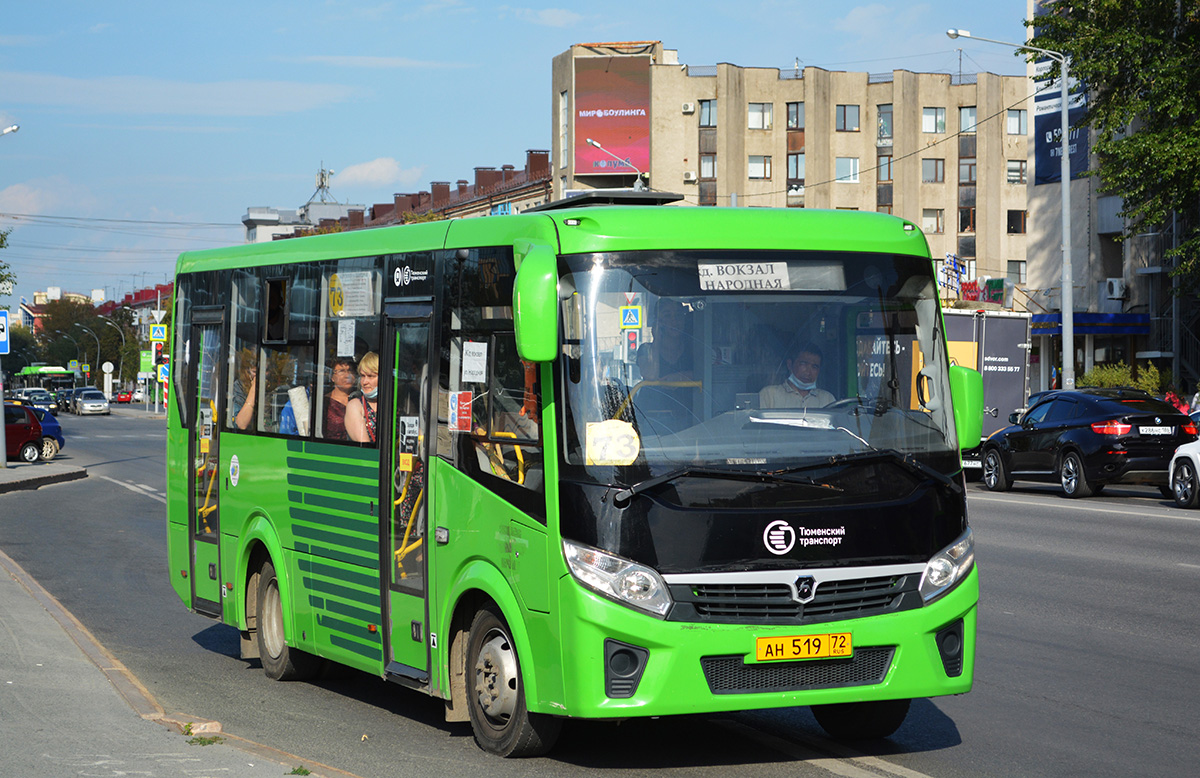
[1007,109,1028,135]
[836,104,860,132]
[700,154,717,180]
[835,157,859,183]
[878,154,893,182]
[1007,159,1028,184]
[960,106,977,133]
[922,158,945,183]
[559,91,569,169]
[877,104,893,140]
[787,152,805,183]
[1007,260,1027,284]
[959,157,977,184]
[923,107,946,133]
[1007,209,1027,234]
[922,208,945,234]
[748,102,773,130]
[699,99,717,128]
[787,102,805,129]
[748,155,772,179]
[959,206,976,233]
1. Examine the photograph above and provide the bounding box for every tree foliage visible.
[0,229,14,294]
[1027,1,1200,285]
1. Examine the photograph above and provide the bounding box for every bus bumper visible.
[540,565,978,718]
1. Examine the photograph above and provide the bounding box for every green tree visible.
[0,229,14,296]
[1027,1,1200,286]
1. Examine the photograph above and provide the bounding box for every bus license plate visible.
[755,633,852,662]
[1140,426,1171,435]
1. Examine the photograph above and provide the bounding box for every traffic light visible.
[153,341,165,365]
[624,329,640,361]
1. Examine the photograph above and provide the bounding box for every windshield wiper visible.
[612,466,842,506]
[769,449,960,492]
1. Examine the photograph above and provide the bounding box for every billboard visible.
[1032,0,1089,185]
[574,56,650,176]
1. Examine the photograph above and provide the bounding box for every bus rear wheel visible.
[466,604,561,757]
[255,559,323,681]
[811,698,911,741]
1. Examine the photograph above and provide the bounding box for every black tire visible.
[982,449,1012,491]
[1173,460,1200,508]
[812,698,911,741]
[1059,451,1094,498]
[41,437,59,462]
[19,442,40,463]
[256,559,323,681]
[1158,485,1174,500]
[466,604,561,757]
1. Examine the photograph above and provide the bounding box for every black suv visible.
[981,388,1198,497]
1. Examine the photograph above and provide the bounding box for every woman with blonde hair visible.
[346,351,380,443]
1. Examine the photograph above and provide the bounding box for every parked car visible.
[132,387,145,402]
[981,388,1199,498]
[28,406,65,461]
[76,389,111,416]
[1170,439,1200,508]
[4,402,43,462]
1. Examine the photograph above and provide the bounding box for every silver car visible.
[77,389,111,416]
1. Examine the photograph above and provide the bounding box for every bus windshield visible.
[558,250,959,484]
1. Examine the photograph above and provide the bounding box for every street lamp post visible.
[585,138,647,191]
[76,324,102,385]
[947,28,1075,389]
[100,316,127,389]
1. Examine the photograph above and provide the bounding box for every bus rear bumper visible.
[540,566,978,719]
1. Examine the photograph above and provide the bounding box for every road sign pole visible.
[1,311,9,468]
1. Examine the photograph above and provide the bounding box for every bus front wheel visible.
[466,604,561,757]
[255,559,322,681]
[811,698,910,741]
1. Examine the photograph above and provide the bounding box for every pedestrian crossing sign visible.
[150,324,168,342]
[620,305,642,329]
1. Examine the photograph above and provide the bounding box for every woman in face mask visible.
[759,342,835,409]
[346,351,380,443]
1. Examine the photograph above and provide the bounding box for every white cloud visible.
[0,71,364,117]
[500,6,585,28]
[0,176,97,217]
[334,158,424,188]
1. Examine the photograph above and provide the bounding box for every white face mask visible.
[787,374,817,392]
[364,387,379,399]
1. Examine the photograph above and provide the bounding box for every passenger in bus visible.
[324,356,358,440]
[759,342,835,409]
[232,348,258,430]
[346,351,379,443]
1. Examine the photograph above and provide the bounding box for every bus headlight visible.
[919,528,975,602]
[563,539,672,617]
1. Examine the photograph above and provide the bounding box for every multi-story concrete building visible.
[551,41,1029,286]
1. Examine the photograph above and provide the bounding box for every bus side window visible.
[488,334,543,491]
[261,345,315,436]
[228,269,261,431]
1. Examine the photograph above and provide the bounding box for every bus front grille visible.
[700,647,894,694]
[670,574,916,625]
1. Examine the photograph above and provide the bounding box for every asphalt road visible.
[2,411,1198,777]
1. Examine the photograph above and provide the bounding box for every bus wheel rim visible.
[474,630,518,724]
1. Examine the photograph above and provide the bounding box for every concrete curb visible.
[0,463,88,494]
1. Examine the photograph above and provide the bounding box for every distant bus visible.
[166,196,983,756]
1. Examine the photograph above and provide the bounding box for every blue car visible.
[29,406,65,461]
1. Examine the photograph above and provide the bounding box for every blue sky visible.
[0,1,1029,310]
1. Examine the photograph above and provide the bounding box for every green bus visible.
[166,196,983,756]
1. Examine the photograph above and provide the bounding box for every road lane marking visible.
[100,475,166,504]
[967,493,1200,523]
[716,720,935,778]
[1179,563,1200,570]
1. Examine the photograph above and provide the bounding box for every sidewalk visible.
[0,548,354,777]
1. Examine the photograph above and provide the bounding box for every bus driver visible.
[759,342,835,409]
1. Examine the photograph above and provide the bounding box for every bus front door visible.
[382,311,432,681]
[188,315,224,618]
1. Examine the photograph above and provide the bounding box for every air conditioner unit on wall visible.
[1106,277,1127,300]
[682,102,696,114]
[683,171,698,183]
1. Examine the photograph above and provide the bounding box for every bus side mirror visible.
[949,364,983,451]
[513,244,558,363]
